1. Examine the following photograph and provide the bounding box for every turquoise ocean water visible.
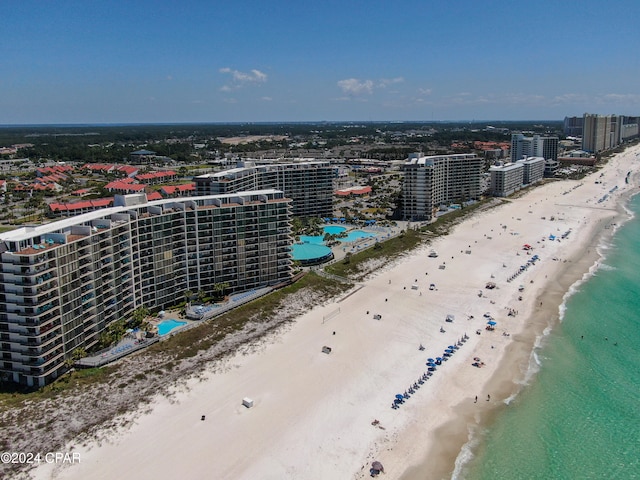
[458,194,640,479]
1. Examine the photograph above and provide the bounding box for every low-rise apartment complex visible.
[0,191,292,387]
[194,161,333,218]
[490,157,545,197]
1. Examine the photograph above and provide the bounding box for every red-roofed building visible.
[48,198,114,217]
[135,170,177,185]
[14,181,61,193]
[83,163,116,174]
[335,186,372,196]
[160,183,196,197]
[117,165,139,177]
[0,180,6,193]
[37,165,74,176]
[146,191,163,201]
[71,188,91,196]
[104,180,146,194]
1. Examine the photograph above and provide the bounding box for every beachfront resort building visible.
[194,161,333,218]
[582,113,640,153]
[489,157,545,197]
[511,134,559,163]
[0,191,293,387]
[489,162,523,197]
[401,153,483,221]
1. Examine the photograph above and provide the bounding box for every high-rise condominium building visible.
[0,191,292,387]
[402,153,483,221]
[582,114,620,153]
[511,134,558,162]
[563,116,584,137]
[194,161,334,218]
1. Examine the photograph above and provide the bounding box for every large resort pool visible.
[291,225,377,264]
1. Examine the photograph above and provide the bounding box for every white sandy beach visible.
[32,144,640,480]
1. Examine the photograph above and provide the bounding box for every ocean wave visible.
[558,257,604,322]
[451,424,483,480]
[597,263,616,271]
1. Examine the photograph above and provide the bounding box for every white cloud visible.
[337,78,374,96]
[261,96,273,101]
[378,77,404,88]
[418,88,432,96]
[219,67,268,91]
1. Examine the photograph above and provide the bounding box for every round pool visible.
[290,243,334,265]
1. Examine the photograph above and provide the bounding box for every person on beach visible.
[487,394,491,401]
[474,396,477,403]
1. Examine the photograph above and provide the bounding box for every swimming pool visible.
[341,230,376,242]
[157,319,187,336]
[291,243,334,262]
[299,226,376,245]
[323,225,347,235]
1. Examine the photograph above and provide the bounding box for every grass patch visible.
[147,272,348,362]
[326,229,423,279]
[0,366,118,410]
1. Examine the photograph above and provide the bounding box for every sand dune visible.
[33,144,640,480]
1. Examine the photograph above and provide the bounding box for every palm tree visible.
[213,282,229,300]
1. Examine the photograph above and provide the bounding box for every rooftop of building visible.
[1,189,288,245]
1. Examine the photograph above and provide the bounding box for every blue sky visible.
[2,0,639,124]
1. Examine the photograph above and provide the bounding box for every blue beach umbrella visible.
[395,394,404,400]
[487,320,497,326]
[427,358,435,363]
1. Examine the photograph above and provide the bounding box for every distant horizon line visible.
[0,119,564,128]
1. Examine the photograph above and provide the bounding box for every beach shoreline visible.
[30,143,640,480]
[399,153,640,480]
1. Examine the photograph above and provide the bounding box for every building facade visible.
[0,191,292,387]
[520,157,546,185]
[563,116,584,137]
[511,134,558,162]
[582,114,618,153]
[582,113,640,153]
[489,163,524,197]
[402,153,483,221]
[194,161,333,218]
[489,156,544,197]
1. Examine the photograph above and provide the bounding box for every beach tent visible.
[371,461,385,474]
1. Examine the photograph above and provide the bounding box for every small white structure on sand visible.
[242,398,254,408]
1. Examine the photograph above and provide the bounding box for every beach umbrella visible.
[427,358,434,363]
[448,345,457,350]
[487,320,497,326]
[445,349,454,354]
[426,362,435,367]
[395,394,404,400]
